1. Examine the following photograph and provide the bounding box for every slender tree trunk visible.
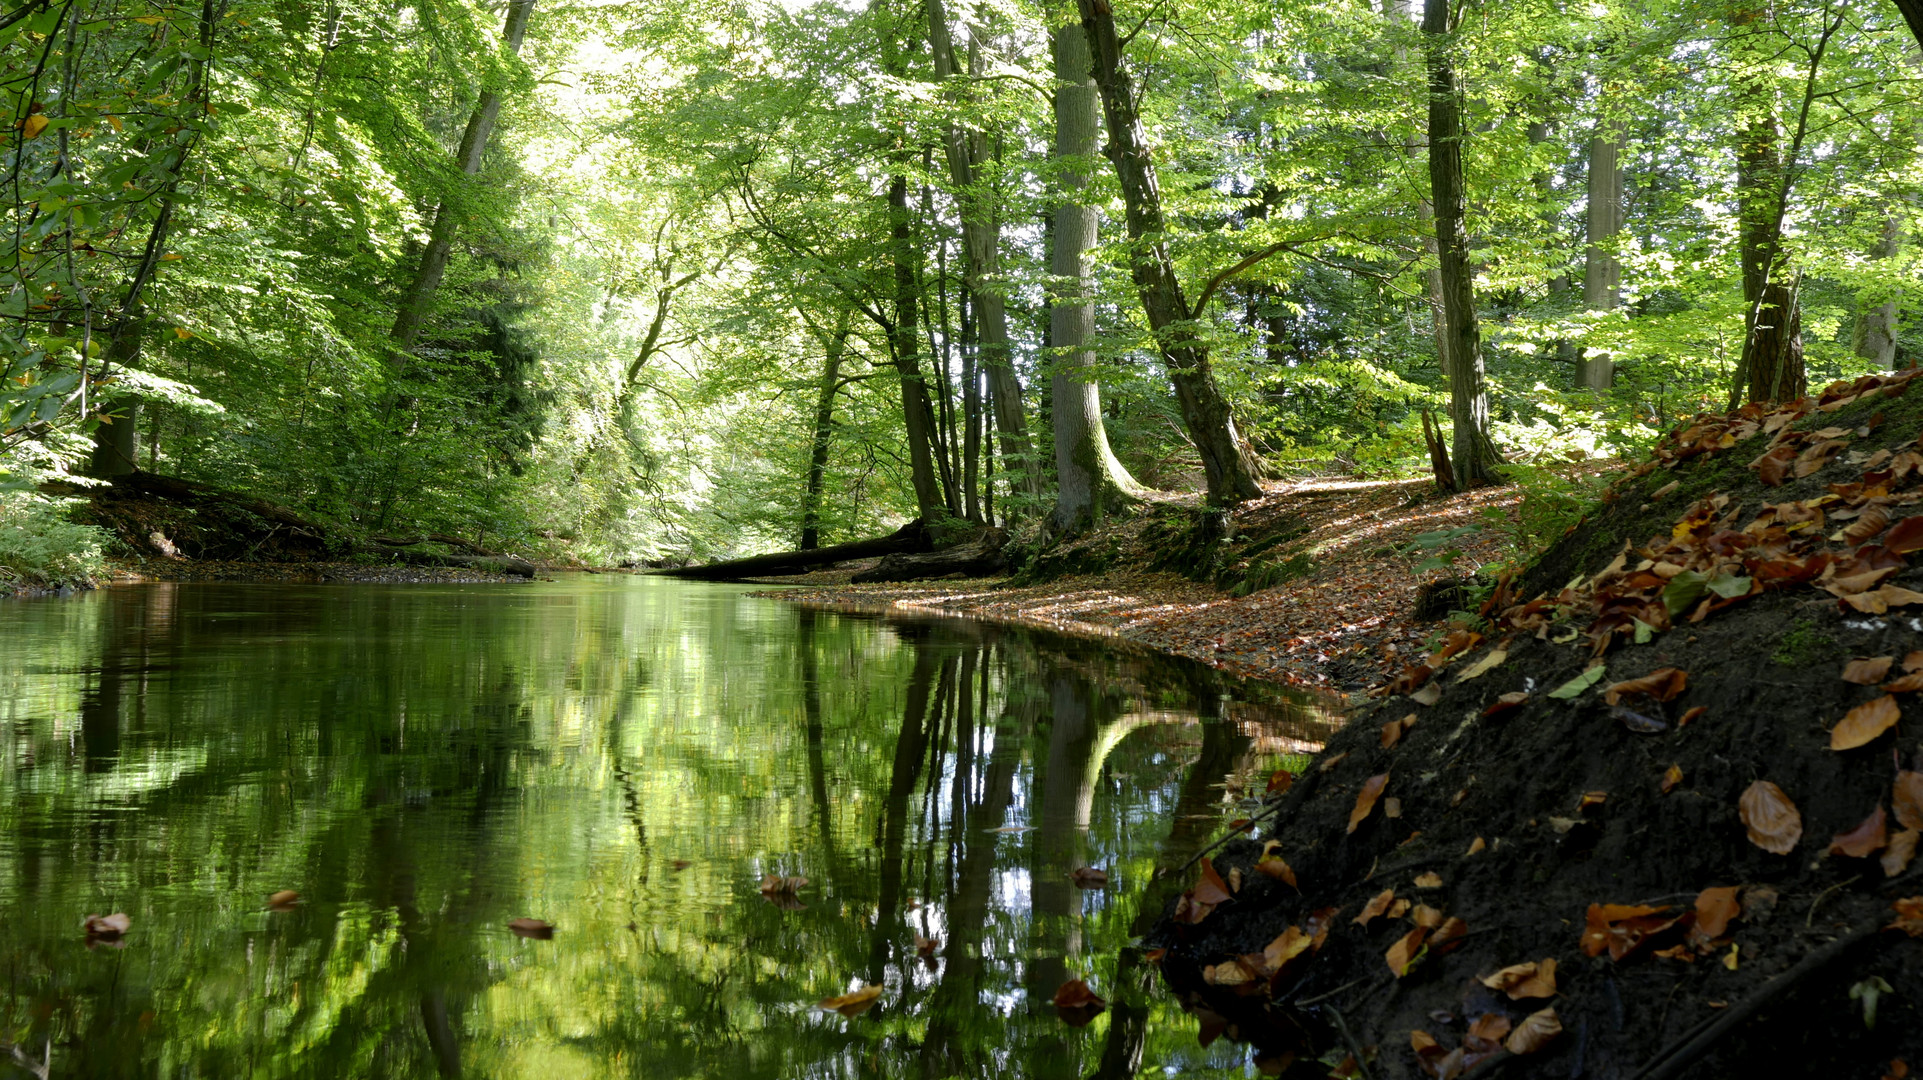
[800,311,850,550]
[1073,0,1263,506]
[389,0,536,355]
[1047,20,1145,536]
[889,172,949,522]
[1855,215,1900,370]
[1580,114,1623,390]
[924,0,1043,507]
[1384,0,1453,381]
[961,291,982,521]
[1422,0,1499,486]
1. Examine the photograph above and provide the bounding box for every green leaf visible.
[1633,619,1655,645]
[1662,571,1709,618]
[1706,574,1751,599]
[1549,664,1607,699]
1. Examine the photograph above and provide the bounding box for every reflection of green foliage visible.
[0,579,1333,1078]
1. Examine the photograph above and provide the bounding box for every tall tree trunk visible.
[799,311,850,550]
[1579,114,1623,390]
[889,176,950,522]
[1384,0,1453,383]
[389,0,536,355]
[1073,0,1263,506]
[924,0,1043,508]
[1855,215,1901,370]
[1422,0,1500,486]
[961,291,983,521]
[1047,20,1145,536]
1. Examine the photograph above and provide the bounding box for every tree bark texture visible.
[888,171,951,523]
[924,0,1042,505]
[1384,0,1452,381]
[799,312,850,550]
[1731,2,1806,405]
[389,0,536,355]
[1421,0,1500,487]
[1047,20,1145,536]
[1074,0,1263,506]
[1580,119,1622,390]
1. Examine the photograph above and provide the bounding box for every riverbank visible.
[752,477,1525,696]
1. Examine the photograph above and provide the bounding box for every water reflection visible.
[0,577,1335,1077]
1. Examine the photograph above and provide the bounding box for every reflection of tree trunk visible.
[1026,674,1100,1000]
[797,609,840,876]
[420,991,463,1078]
[1087,717,1254,1079]
[920,694,1030,1077]
[867,641,940,984]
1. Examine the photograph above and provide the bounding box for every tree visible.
[1046,18,1144,535]
[1073,0,1264,507]
[1421,0,1501,486]
[1580,100,1623,390]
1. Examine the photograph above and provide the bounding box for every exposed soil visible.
[754,479,1520,694]
[1141,372,1923,1079]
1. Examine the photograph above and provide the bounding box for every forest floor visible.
[751,477,1522,698]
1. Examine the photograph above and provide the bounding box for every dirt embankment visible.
[1143,371,1923,1079]
[759,479,1521,694]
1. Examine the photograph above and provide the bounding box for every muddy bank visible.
[1145,372,1923,1078]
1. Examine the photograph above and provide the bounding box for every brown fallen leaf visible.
[1661,764,1684,793]
[1203,960,1255,986]
[1886,516,1923,554]
[1382,714,1414,748]
[1194,857,1234,904]
[1739,780,1803,854]
[1833,695,1902,750]
[1845,506,1893,545]
[1455,649,1509,682]
[1267,769,1295,795]
[1349,772,1390,834]
[1431,916,1469,954]
[1480,957,1558,999]
[1262,925,1314,974]
[1896,771,1923,831]
[1678,706,1707,727]
[1830,805,1890,858]
[1888,896,1923,938]
[1482,691,1529,718]
[1255,840,1298,887]
[1905,651,1923,673]
[1355,888,1395,928]
[1885,829,1920,877]
[508,917,554,939]
[1466,836,1486,855]
[1505,1007,1563,1054]
[1845,656,1897,685]
[1319,751,1350,773]
[267,890,301,911]
[1414,871,1443,889]
[1384,797,1403,819]
[1052,979,1106,1010]
[760,875,809,910]
[1467,1013,1513,1051]
[1409,683,1442,706]
[83,913,131,938]
[1690,886,1742,946]
[1412,904,1445,929]
[1581,903,1672,959]
[1884,671,1923,693]
[819,984,883,1017]
[1070,867,1109,888]
[1388,898,1411,919]
[1385,926,1427,976]
[1604,668,1688,706]
[1578,791,1607,811]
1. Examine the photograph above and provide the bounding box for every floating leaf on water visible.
[507,917,554,939]
[671,859,693,870]
[267,890,300,911]
[1739,780,1803,854]
[818,983,883,1017]
[1266,769,1295,795]
[1830,805,1890,858]
[1844,657,1896,685]
[1349,773,1390,834]
[1070,867,1109,888]
[83,913,130,938]
[1833,696,1902,750]
[1548,665,1607,700]
[1504,1007,1562,1054]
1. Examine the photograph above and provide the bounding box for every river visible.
[0,575,1335,1078]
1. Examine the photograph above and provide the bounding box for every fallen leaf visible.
[1830,805,1890,858]
[1263,925,1314,973]
[1195,857,1234,904]
[83,913,130,937]
[1886,517,1923,554]
[671,859,693,870]
[1480,957,1558,999]
[1885,830,1920,877]
[1414,871,1443,889]
[1355,888,1395,927]
[1384,797,1404,819]
[1319,751,1350,773]
[1662,764,1684,793]
[1844,657,1896,685]
[1466,836,1486,855]
[1203,960,1254,986]
[1482,691,1528,717]
[1412,904,1445,929]
[1385,926,1427,976]
[267,890,300,911]
[1604,668,1689,706]
[1678,706,1707,726]
[1896,772,1923,831]
[1255,840,1298,887]
[819,984,884,1017]
[1388,898,1411,919]
[1071,867,1109,888]
[1548,664,1608,699]
[1691,886,1742,944]
[1884,671,1923,693]
[1578,791,1607,811]
[1410,683,1442,706]
[1431,916,1469,953]
[1833,696,1902,750]
[1845,506,1893,545]
[1382,713,1416,748]
[1504,1007,1562,1054]
[760,875,809,909]
[508,917,554,939]
[1267,769,1295,795]
[1305,905,1341,952]
[1581,903,1670,958]
[1739,780,1803,854]
[1455,649,1508,682]
[1349,773,1390,834]
[1052,979,1106,1010]
[1467,1013,1513,1045]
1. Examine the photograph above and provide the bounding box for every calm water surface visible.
[0,575,1334,1078]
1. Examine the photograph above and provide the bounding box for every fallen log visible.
[655,520,931,581]
[851,527,1007,583]
[371,546,537,578]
